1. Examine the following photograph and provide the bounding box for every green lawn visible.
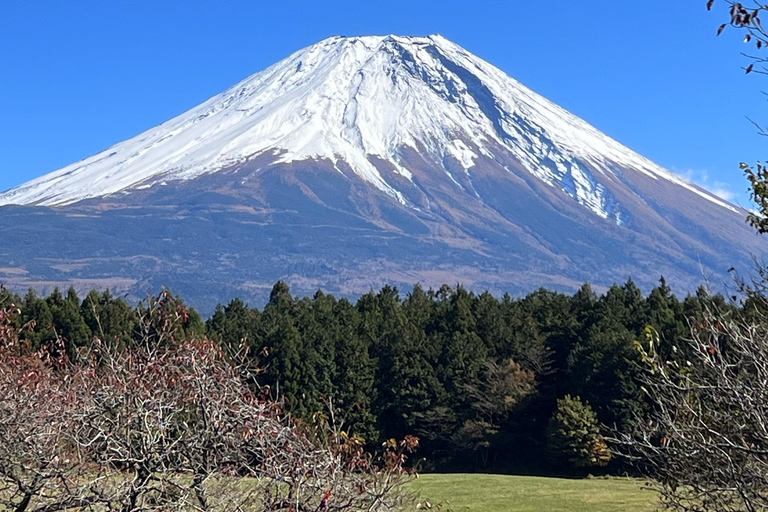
[409,474,659,512]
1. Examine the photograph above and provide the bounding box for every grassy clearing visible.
[409,474,659,512]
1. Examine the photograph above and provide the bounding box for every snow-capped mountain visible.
[0,35,732,216]
[0,35,763,312]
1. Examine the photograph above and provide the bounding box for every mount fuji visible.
[0,35,763,311]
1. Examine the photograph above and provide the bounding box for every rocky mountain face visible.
[0,35,763,313]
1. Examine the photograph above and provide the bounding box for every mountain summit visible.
[0,35,731,215]
[0,35,763,310]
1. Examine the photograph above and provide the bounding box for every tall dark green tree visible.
[81,289,136,347]
[330,297,378,441]
[362,286,443,440]
[20,289,56,351]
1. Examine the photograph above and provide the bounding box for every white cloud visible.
[673,168,738,204]
[710,186,737,202]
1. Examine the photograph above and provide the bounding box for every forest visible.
[0,276,740,475]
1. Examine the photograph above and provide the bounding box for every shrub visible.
[546,395,612,469]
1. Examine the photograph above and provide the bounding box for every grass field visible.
[409,474,659,512]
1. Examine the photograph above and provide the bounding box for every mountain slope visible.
[0,35,732,214]
[0,35,762,312]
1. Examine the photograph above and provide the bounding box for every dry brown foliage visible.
[614,309,768,512]
[0,299,418,512]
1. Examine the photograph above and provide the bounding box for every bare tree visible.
[0,307,118,512]
[0,297,420,512]
[616,7,768,510]
[74,337,419,511]
[613,303,768,512]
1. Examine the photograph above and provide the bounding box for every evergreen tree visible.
[565,322,643,430]
[331,297,378,441]
[0,278,727,474]
[21,289,56,350]
[205,297,263,365]
[472,291,511,360]
[646,277,686,360]
[363,286,443,439]
[263,310,312,414]
[268,280,293,309]
[435,286,487,411]
[546,395,611,470]
[81,290,136,346]
[51,287,92,359]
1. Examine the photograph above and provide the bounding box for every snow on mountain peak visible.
[0,35,735,216]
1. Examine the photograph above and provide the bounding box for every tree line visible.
[0,278,738,474]
[206,279,733,473]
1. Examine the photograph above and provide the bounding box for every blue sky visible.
[0,0,765,206]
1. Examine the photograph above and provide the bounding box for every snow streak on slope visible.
[0,35,735,216]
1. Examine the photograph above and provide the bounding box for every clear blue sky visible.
[0,0,764,206]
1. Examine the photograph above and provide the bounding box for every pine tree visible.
[435,286,487,411]
[20,289,55,350]
[472,290,510,360]
[268,280,292,309]
[205,297,262,363]
[331,297,378,441]
[647,277,686,361]
[363,286,443,439]
[263,311,312,414]
[52,287,92,359]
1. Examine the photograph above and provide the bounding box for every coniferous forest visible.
[0,279,736,474]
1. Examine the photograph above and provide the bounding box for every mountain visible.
[0,35,763,312]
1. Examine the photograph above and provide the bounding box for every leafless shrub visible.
[0,306,118,512]
[0,296,419,512]
[613,301,768,512]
